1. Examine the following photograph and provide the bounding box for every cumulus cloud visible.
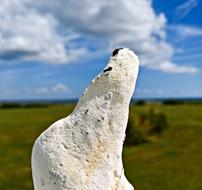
[0,0,88,63]
[0,0,199,73]
[52,83,70,93]
[35,83,70,95]
[158,61,199,74]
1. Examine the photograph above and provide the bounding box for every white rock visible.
[31,48,139,190]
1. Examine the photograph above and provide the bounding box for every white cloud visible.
[35,83,70,95]
[52,83,70,93]
[170,24,202,38]
[36,87,49,94]
[176,0,199,18]
[158,61,199,74]
[0,0,88,63]
[0,0,199,73]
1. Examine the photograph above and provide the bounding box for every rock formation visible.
[32,48,139,190]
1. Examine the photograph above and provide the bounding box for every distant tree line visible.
[134,99,202,105]
[0,103,49,109]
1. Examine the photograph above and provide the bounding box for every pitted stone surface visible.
[32,48,139,190]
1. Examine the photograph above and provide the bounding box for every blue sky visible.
[0,0,202,100]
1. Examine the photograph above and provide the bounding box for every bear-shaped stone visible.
[32,48,139,190]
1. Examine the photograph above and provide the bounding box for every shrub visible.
[125,107,168,146]
[125,113,146,146]
[146,108,168,134]
[135,100,145,106]
[150,113,168,134]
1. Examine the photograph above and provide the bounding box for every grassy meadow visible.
[0,103,202,190]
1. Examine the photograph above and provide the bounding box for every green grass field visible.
[0,104,202,190]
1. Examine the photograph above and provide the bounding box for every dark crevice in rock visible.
[103,66,112,73]
[112,48,123,56]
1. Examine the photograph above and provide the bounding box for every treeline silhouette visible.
[0,103,49,109]
[134,99,202,105]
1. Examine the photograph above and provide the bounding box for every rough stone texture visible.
[32,48,139,190]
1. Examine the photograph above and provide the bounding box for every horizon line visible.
[0,97,202,104]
